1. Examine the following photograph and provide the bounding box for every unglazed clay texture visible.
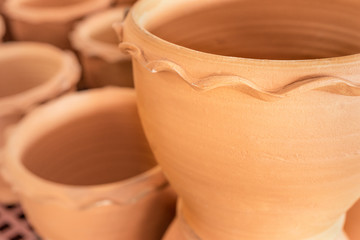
[118,0,360,239]
[71,6,133,88]
[4,0,113,49]
[0,42,80,204]
[2,88,176,240]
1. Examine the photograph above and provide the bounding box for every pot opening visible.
[90,26,119,45]
[147,0,360,60]
[21,108,157,186]
[0,54,61,98]
[22,0,89,8]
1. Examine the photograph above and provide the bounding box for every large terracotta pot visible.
[345,200,360,240]
[4,0,112,49]
[118,0,360,239]
[0,42,80,204]
[71,6,133,89]
[2,88,176,240]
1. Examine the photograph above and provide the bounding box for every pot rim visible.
[0,42,80,118]
[129,0,360,67]
[3,87,167,209]
[4,0,113,23]
[70,6,130,63]
[118,0,360,99]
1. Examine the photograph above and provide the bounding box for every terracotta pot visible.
[0,42,80,204]
[2,87,176,240]
[4,0,113,49]
[345,200,360,240]
[117,0,360,239]
[71,6,133,89]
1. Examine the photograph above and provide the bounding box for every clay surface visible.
[71,7,133,88]
[0,42,80,204]
[4,0,113,49]
[119,0,360,239]
[3,88,176,240]
[345,200,360,240]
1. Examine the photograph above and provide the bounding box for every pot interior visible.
[148,0,360,60]
[21,106,156,186]
[0,53,61,98]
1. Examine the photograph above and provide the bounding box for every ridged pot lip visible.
[70,6,130,63]
[4,0,113,23]
[0,42,80,118]
[129,0,360,69]
[3,87,165,209]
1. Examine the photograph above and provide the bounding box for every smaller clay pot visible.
[71,7,133,88]
[345,200,360,240]
[4,0,113,49]
[0,42,80,204]
[2,88,176,240]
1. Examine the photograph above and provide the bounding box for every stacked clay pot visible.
[0,42,80,204]
[4,0,113,49]
[118,0,360,239]
[71,6,133,88]
[2,88,176,240]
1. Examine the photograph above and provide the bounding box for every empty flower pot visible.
[2,87,176,240]
[71,6,133,89]
[4,0,113,49]
[0,42,80,204]
[117,0,360,239]
[345,200,360,240]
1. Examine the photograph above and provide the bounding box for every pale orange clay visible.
[345,200,360,240]
[71,6,133,89]
[116,0,360,239]
[4,0,113,49]
[2,87,176,240]
[0,42,80,204]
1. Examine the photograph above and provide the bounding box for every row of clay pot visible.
[2,87,176,240]
[0,0,133,88]
[117,0,360,239]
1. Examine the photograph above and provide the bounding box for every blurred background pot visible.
[71,6,133,89]
[0,42,80,204]
[4,0,113,49]
[2,88,176,240]
[119,0,360,239]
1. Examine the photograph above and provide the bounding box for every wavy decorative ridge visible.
[119,42,360,100]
